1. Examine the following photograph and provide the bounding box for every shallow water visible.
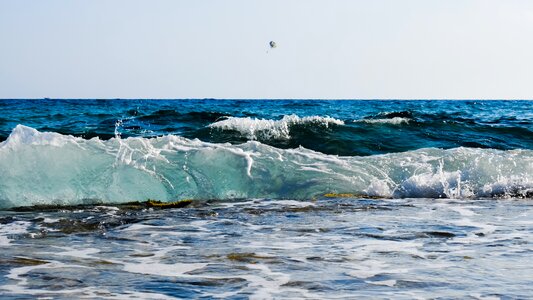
[0,197,532,299]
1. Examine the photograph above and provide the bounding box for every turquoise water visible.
[0,100,531,298]
[0,100,531,207]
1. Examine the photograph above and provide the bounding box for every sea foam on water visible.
[0,125,530,208]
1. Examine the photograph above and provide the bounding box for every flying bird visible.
[269,41,277,49]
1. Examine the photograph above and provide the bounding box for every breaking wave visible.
[208,115,344,140]
[353,111,413,125]
[0,125,531,208]
[354,117,411,125]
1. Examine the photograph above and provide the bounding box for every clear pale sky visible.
[1,0,532,99]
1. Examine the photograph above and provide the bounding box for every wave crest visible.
[207,115,344,140]
[354,117,411,125]
[0,125,531,208]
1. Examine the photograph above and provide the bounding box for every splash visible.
[0,125,531,208]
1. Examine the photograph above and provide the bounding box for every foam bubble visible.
[0,221,31,246]
[354,117,411,125]
[123,262,207,277]
[208,115,344,140]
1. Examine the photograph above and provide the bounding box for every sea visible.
[0,99,531,299]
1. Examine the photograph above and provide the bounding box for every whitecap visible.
[208,115,344,140]
[354,117,411,125]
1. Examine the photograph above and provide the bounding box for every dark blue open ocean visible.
[0,100,532,299]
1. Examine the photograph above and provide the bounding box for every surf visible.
[0,125,531,208]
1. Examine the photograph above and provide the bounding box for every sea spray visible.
[0,125,531,208]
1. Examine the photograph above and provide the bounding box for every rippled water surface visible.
[0,198,532,299]
[0,100,531,298]
[1,99,532,155]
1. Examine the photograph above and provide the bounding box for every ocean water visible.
[0,99,531,299]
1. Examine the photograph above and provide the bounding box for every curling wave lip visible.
[0,125,531,208]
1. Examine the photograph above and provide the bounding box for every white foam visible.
[112,291,178,300]
[0,126,531,208]
[0,125,83,149]
[123,262,207,277]
[0,260,138,298]
[366,279,397,287]
[448,206,478,217]
[0,221,31,246]
[354,117,411,125]
[244,264,291,300]
[251,199,316,208]
[54,247,101,259]
[347,260,401,279]
[208,115,344,140]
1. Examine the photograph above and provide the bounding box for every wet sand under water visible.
[0,197,532,299]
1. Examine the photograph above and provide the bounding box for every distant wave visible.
[208,115,344,140]
[353,111,413,125]
[0,125,531,208]
[354,117,411,125]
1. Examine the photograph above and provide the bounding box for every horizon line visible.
[1,98,531,101]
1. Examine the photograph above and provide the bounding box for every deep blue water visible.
[1,99,531,156]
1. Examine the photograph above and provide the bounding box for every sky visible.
[0,0,532,99]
